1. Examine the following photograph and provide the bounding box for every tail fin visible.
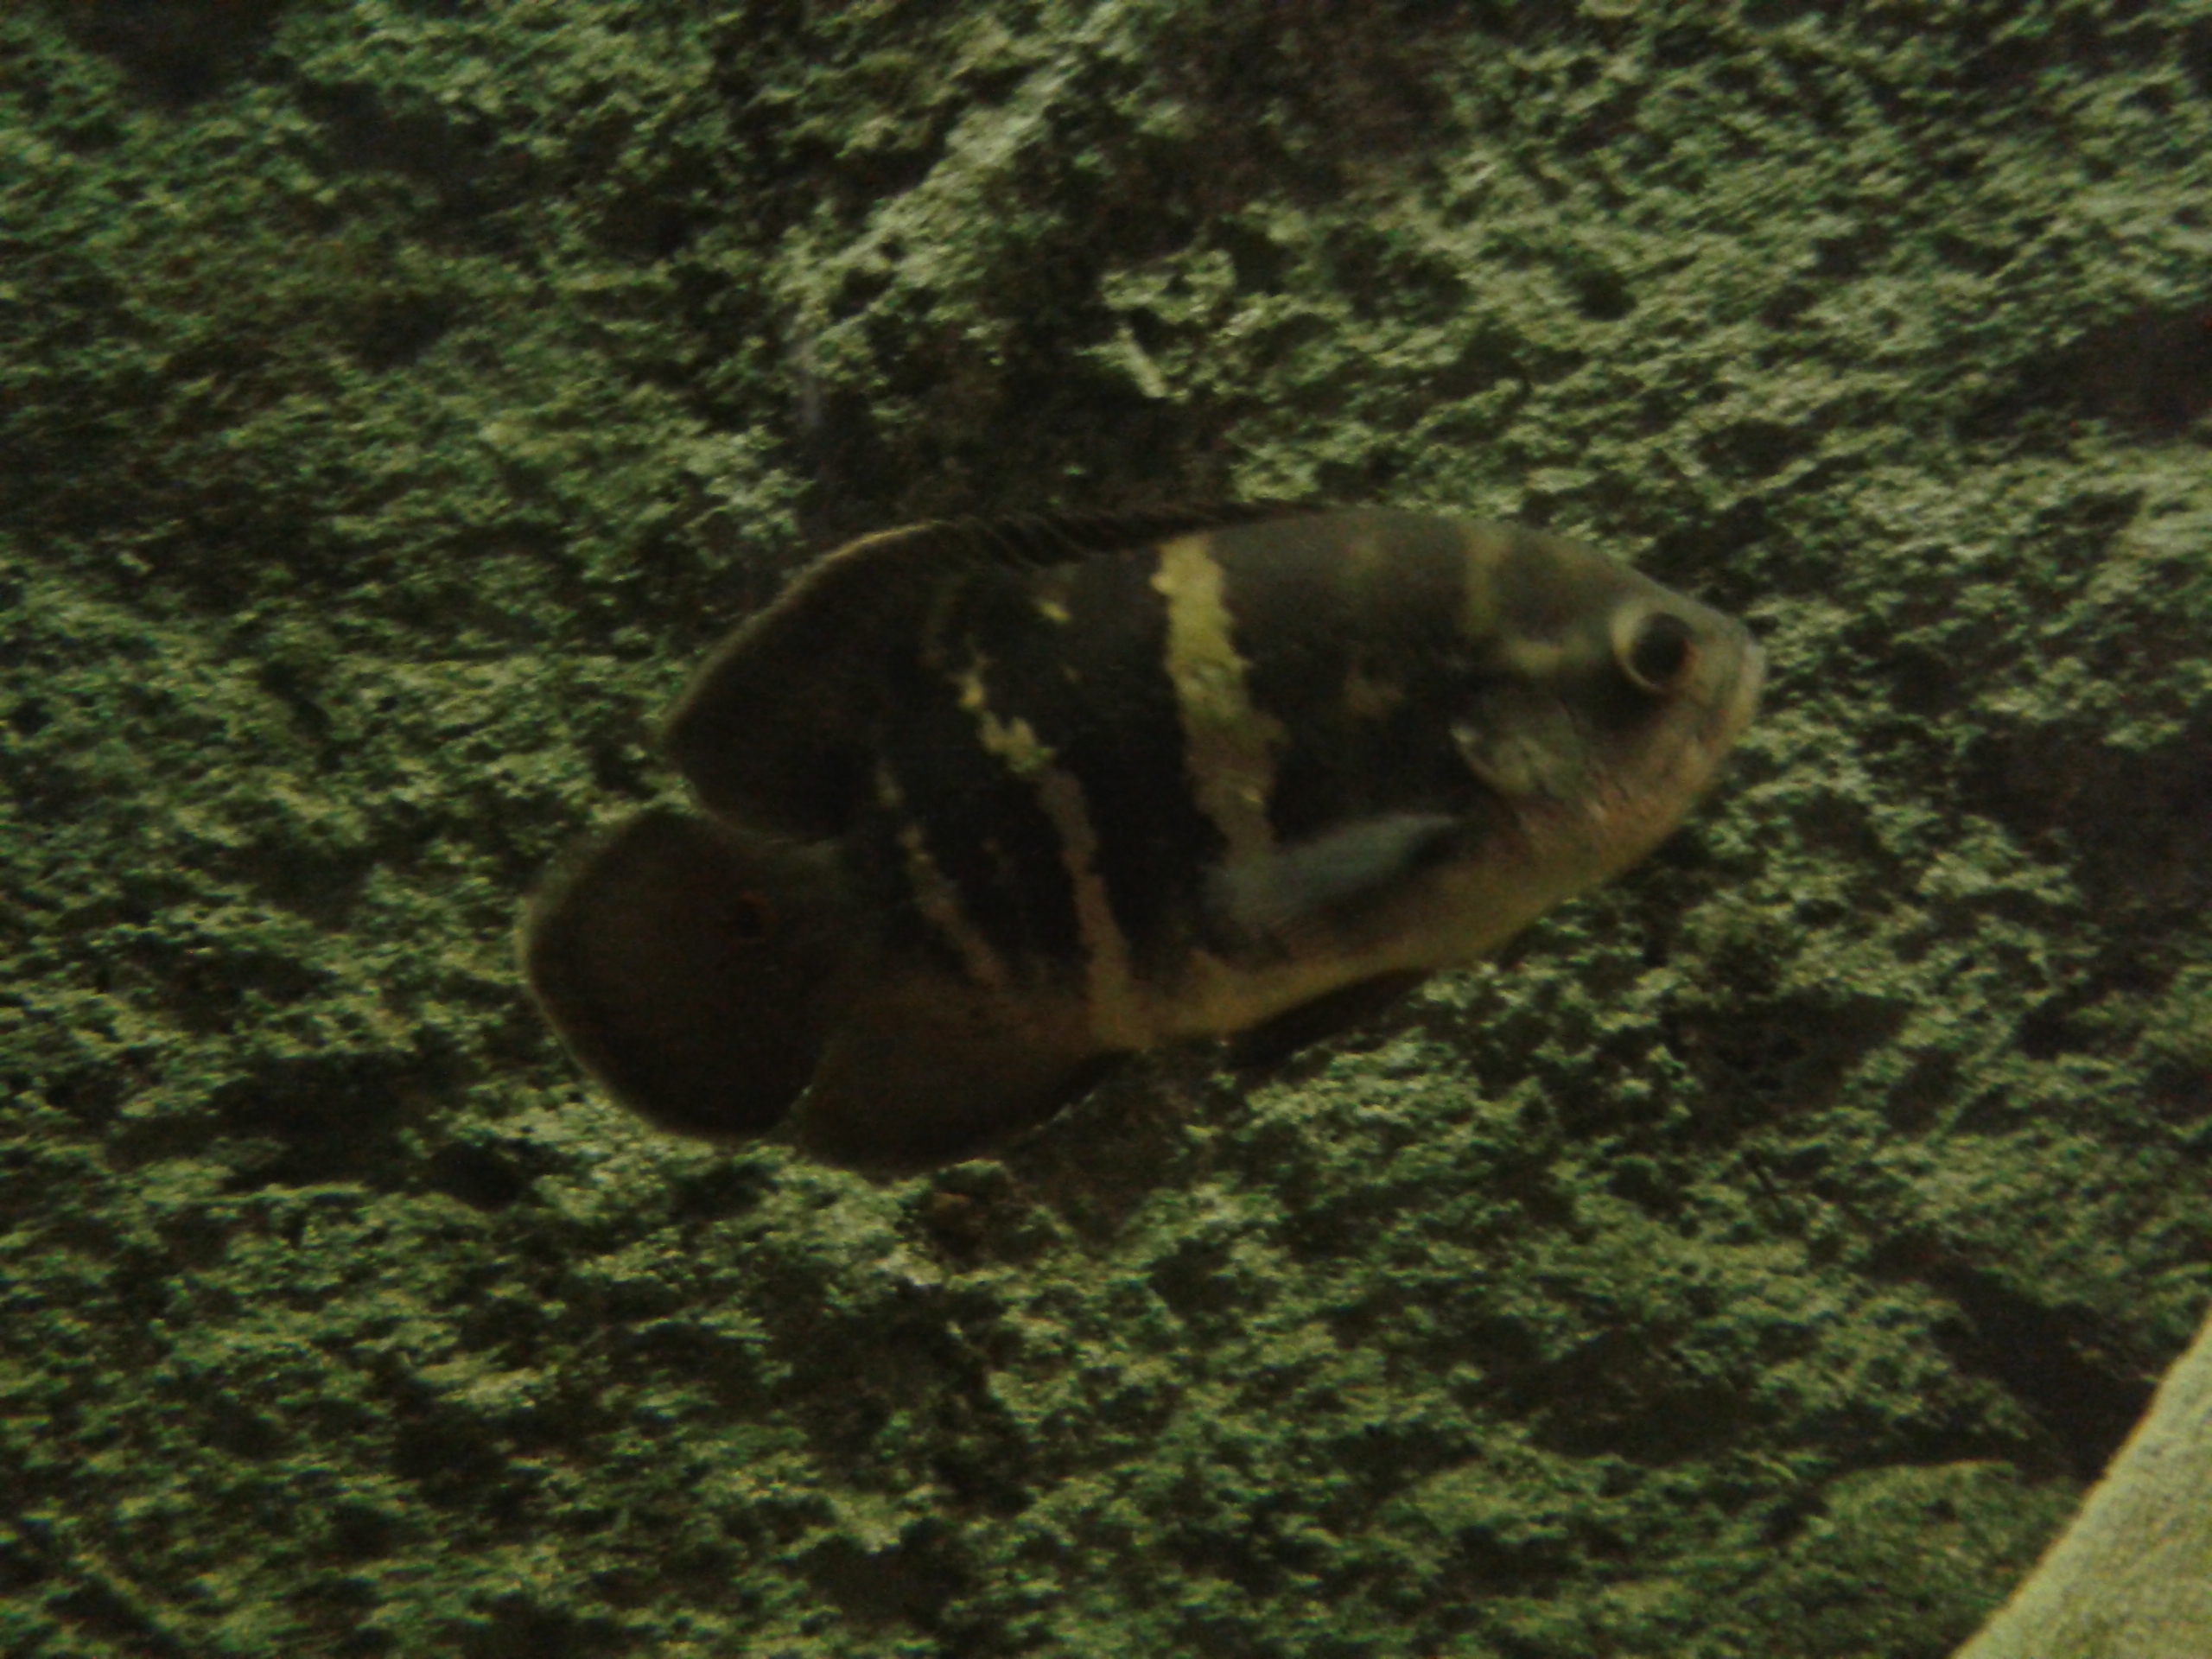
[520,807,849,1142]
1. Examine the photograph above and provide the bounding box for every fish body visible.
[522,505,1763,1169]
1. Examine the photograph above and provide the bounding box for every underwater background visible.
[3,1,2210,1655]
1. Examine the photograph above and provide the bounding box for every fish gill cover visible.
[2,1,2210,1656]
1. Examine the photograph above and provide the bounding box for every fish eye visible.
[1618,609,1696,695]
[728,891,774,942]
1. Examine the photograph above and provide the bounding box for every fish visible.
[520,504,1764,1171]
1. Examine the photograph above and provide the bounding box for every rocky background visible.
[4,1,2210,1655]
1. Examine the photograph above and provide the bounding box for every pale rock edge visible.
[1955,1308,2212,1658]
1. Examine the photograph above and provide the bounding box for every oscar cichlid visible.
[521,504,1763,1170]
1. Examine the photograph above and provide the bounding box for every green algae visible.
[4,1,2212,1654]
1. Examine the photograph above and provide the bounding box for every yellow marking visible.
[1033,767,1147,1048]
[1499,635,1575,677]
[953,653,1147,1047]
[1456,524,1586,681]
[1031,566,1077,627]
[877,763,1009,993]
[1152,534,1284,864]
[955,656,1055,776]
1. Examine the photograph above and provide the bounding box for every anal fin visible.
[789,974,1114,1172]
[1224,970,1431,1071]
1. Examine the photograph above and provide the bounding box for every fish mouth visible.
[1665,624,1764,814]
[1706,627,1766,756]
[1571,624,1766,880]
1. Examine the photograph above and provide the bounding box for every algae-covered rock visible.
[3,1,2209,1654]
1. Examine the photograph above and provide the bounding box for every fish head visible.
[1449,524,1764,901]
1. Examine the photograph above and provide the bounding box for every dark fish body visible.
[522,505,1763,1169]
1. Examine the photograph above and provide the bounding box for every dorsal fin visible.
[941,502,1313,569]
[662,501,1322,838]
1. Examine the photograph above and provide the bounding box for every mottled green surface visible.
[3,2,2210,1655]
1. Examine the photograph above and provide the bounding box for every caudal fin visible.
[520,807,848,1142]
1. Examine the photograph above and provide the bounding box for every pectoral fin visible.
[1206,811,1471,954]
